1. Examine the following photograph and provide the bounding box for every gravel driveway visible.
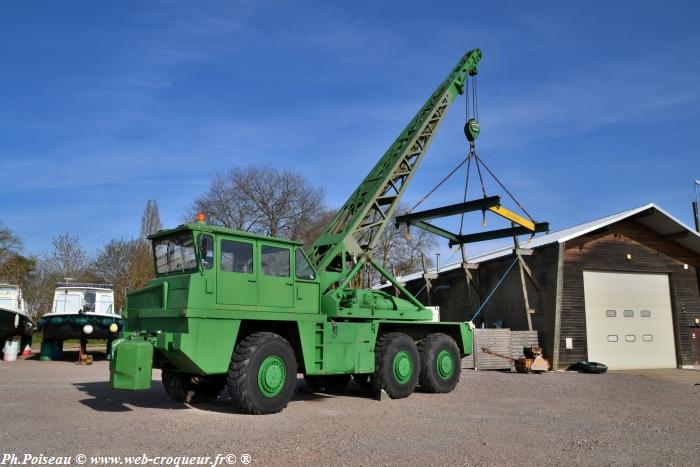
[1,355,698,466]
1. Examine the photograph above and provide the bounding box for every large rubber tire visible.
[372,333,420,399]
[418,333,461,393]
[161,371,225,404]
[352,373,373,389]
[305,374,351,393]
[227,332,297,415]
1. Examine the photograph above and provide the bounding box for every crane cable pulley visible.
[464,72,480,143]
[409,70,536,231]
[405,69,539,310]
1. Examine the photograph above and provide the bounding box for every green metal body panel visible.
[110,338,153,390]
[110,51,481,392]
[380,320,473,355]
[297,321,377,375]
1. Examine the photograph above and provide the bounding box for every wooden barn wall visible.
[402,267,478,322]
[525,246,560,365]
[476,246,560,363]
[400,245,560,362]
[474,255,529,329]
[559,219,700,369]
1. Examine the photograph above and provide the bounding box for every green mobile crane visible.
[110,50,485,414]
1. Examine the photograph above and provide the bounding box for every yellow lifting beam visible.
[488,205,536,231]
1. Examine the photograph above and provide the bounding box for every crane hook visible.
[464,118,480,142]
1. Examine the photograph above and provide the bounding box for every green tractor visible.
[110,50,485,414]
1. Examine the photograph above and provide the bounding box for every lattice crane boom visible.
[309,49,482,292]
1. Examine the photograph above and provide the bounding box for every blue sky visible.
[2,1,699,261]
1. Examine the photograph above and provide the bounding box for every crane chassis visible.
[110,50,484,414]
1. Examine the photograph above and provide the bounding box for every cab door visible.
[216,238,258,308]
[293,248,320,313]
[258,243,294,309]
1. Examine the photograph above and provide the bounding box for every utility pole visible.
[694,180,700,233]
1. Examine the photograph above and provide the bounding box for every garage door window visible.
[640,310,651,318]
[606,309,616,317]
[643,334,653,342]
[607,335,618,342]
[625,334,636,342]
[623,310,634,317]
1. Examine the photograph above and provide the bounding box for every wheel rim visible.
[393,351,413,384]
[258,356,286,397]
[436,349,455,379]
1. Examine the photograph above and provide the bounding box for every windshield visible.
[52,289,115,314]
[154,232,197,274]
[0,287,18,310]
[53,292,81,313]
[97,293,115,314]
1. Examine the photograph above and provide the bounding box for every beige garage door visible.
[582,271,676,370]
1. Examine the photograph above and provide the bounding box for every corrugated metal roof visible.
[377,203,700,287]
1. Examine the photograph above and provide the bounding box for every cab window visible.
[200,235,214,269]
[261,245,290,277]
[221,240,254,274]
[154,232,197,274]
[295,249,316,280]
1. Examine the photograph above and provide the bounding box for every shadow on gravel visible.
[74,377,377,414]
[187,378,377,414]
[73,381,188,412]
[28,349,110,362]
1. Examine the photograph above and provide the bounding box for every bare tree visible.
[189,165,328,246]
[93,238,154,310]
[0,223,23,266]
[45,233,91,281]
[22,260,56,318]
[0,254,35,287]
[141,200,163,239]
[128,240,155,294]
[304,208,337,248]
[0,224,37,312]
[15,234,93,318]
[363,205,438,288]
[93,239,132,285]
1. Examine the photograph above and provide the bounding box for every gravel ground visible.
[1,353,699,466]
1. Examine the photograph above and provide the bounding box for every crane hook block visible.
[464,118,480,142]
